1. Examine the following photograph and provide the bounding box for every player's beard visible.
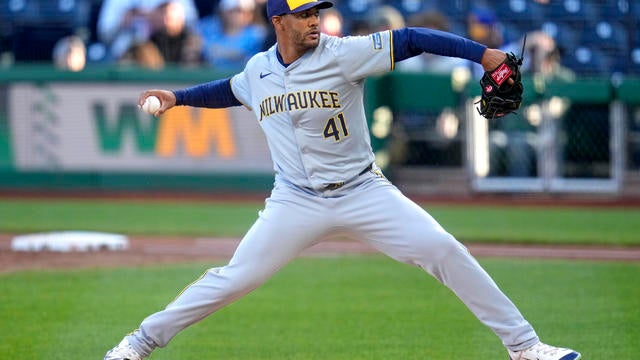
[293,28,320,52]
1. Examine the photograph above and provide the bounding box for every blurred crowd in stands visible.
[0,0,638,77]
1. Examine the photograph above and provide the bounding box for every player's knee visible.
[441,232,469,257]
[421,231,468,264]
[408,232,472,280]
[210,266,269,297]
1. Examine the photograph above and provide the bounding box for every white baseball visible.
[142,95,161,114]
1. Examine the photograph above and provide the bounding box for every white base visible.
[11,231,129,252]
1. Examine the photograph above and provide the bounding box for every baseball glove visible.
[476,52,524,119]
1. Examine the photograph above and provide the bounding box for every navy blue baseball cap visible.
[267,0,333,18]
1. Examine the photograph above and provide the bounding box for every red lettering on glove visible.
[491,63,512,86]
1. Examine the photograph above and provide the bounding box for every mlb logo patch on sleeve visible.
[371,33,383,50]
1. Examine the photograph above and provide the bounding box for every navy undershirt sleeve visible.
[392,27,487,64]
[172,78,242,108]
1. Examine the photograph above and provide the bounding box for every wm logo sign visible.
[93,104,236,158]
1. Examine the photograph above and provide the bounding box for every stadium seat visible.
[336,0,381,21]
[562,46,611,75]
[7,0,90,27]
[448,19,467,37]
[389,0,438,16]
[580,21,629,58]
[193,0,219,18]
[630,1,640,19]
[599,0,631,18]
[86,0,104,43]
[437,0,469,18]
[500,21,529,46]
[544,0,599,23]
[0,0,16,52]
[541,21,579,55]
[12,25,75,61]
[610,52,630,74]
[583,21,628,45]
[6,0,91,62]
[493,0,545,27]
[629,47,640,74]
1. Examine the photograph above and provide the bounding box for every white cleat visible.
[508,341,581,360]
[104,338,143,360]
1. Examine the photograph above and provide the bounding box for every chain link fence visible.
[370,74,638,194]
[627,104,640,171]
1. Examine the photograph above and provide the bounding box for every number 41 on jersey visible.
[323,112,349,141]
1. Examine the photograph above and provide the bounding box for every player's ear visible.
[272,15,284,29]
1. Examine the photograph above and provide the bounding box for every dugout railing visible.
[466,77,624,194]
[365,72,639,196]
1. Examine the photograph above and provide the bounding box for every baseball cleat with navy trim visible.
[508,341,581,360]
[104,338,143,360]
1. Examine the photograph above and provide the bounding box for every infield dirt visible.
[1,235,639,274]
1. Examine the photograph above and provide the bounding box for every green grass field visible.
[1,198,639,245]
[1,198,639,359]
[1,257,639,359]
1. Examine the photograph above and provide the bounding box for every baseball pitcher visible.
[104,1,580,359]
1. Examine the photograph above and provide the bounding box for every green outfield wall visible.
[0,65,638,193]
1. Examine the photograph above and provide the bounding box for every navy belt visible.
[323,163,373,191]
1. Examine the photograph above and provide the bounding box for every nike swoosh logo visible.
[260,72,272,79]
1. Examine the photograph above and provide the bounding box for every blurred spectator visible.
[97,0,198,62]
[348,19,373,36]
[253,0,276,51]
[255,0,276,50]
[366,5,405,32]
[489,31,574,177]
[320,8,344,37]
[147,1,203,66]
[503,31,575,82]
[121,41,166,69]
[4,0,92,63]
[197,0,266,71]
[333,6,401,38]
[467,7,503,49]
[52,35,87,72]
[252,0,268,29]
[396,10,467,74]
[459,8,542,178]
[466,7,504,79]
[481,28,552,178]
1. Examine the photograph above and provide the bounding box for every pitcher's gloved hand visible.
[476,52,524,119]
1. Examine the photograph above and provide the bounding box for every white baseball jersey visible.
[231,32,393,190]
